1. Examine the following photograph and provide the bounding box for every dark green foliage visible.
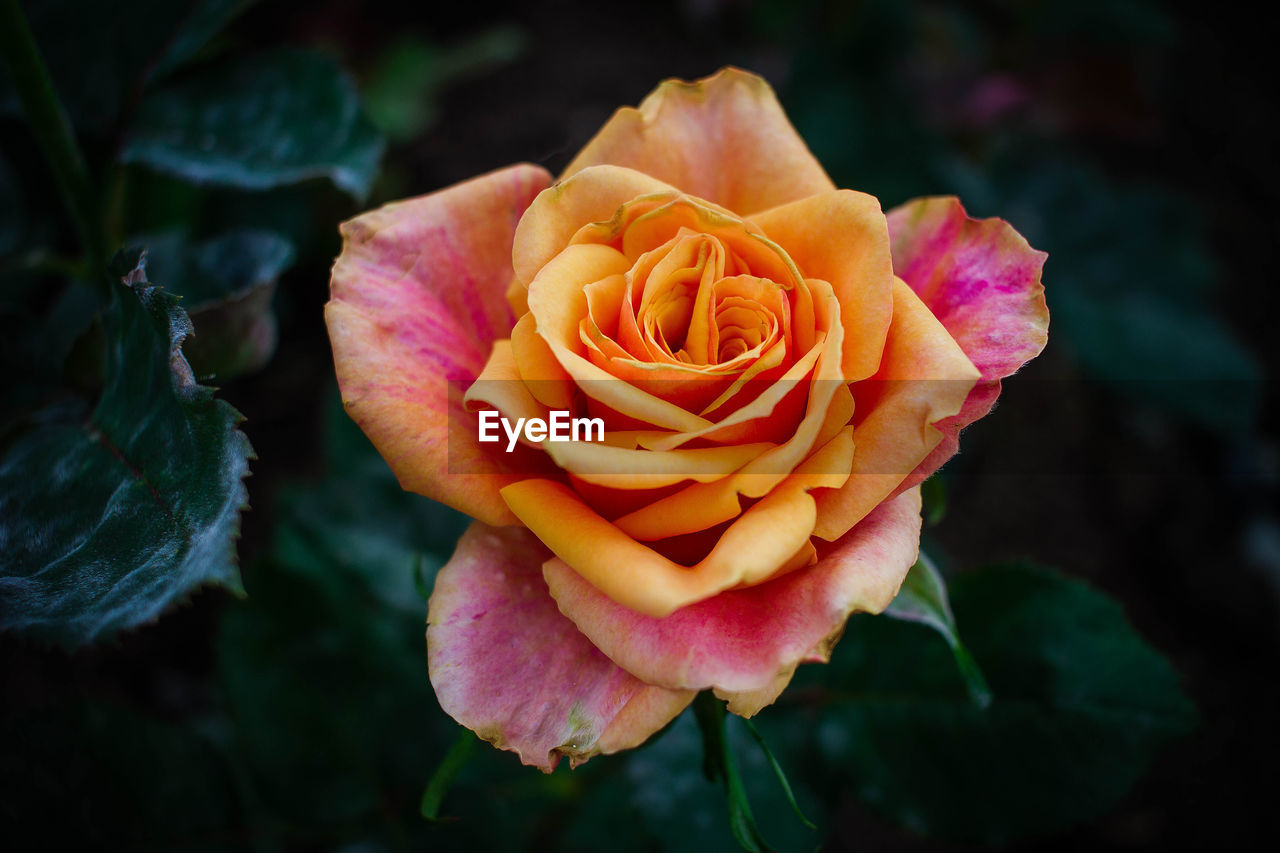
[694,693,778,853]
[0,257,252,647]
[0,0,253,133]
[819,564,1197,842]
[885,555,991,707]
[0,700,244,851]
[140,229,295,378]
[421,730,478,821]
[140,229,294,307]
[123,50,385,202]
[0,0,1249,849]
[775,0,1262,434]
[363,28,526,142]
[976,151,1262,433]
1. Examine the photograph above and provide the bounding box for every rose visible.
[326,68,1047,771]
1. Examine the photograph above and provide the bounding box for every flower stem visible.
[0,0,108,295]
[692,693,778,853]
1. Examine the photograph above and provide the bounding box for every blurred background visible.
[1,0,1275,849]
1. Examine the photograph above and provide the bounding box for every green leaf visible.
[885,554,991,707]
[271,386,468,613]
[1053,287,1261,433]
[217,553,434,828]
[139,229,294,307]
[740,717,816,830]
[822,563,1197,842]
[0,149,22,257]
[149,0,254,82]
[420,730,477,822]
[0,0,248,133]
[213,386,467,833]
[138,229,294,378]
[0,252,252,647]
[0,0,108,287]
[0,0,189,132]
[122,49,385,201]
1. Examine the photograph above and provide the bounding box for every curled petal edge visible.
[427,522,694,772]
[327,164,552,525]
[886,195,1049,492]
[543,488,923,704]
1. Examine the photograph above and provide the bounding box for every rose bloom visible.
[327,69,1047,771]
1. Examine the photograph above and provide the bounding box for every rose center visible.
[631,230,786,368]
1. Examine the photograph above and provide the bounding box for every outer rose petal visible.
[427,523,694,772]
[813,279,979,541]
[543,489,923,704]
[562,68,835,216]
[327,164,552,525]
[886,196,1049,490]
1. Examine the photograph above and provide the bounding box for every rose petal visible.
[464,339,549,428]
[562,68,835,215]
[327,164,552,525]
[606,279,850,542]
[714,674,793,718]
[427,522,694,772]
[752,189,894,381]
[543,488,922,700]
[545,439,776,490]
[886,196,1049,490]
[813,279,979,541]
[513,166,678,286]
[510,312,575,410]
[528,243,717,433]
[502,479,818,616]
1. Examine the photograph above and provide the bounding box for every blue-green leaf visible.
[885,554,991,707]
[823,563,1197,842]
[0,0,250,132]
[122,49,385,201]
[149,0,255,82]
[740,717,816,830]
[138,228,294,378]
[0,251,252,647]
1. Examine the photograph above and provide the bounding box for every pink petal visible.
[886,196,1049,490]
[542,489,923,708]
[327,164,552,526]
[427,522,694,772]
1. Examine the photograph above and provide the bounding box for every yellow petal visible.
[752,190,894,381]
[464,339,548,429]
[563,68,835,215]
[544,440,776,490]
[501,479,817,616]
[813,278,979,540]
[528,243,715,433]
[513,166,677,286]
[510,312,575,410]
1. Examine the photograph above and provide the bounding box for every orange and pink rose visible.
[326,68,1048,771]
